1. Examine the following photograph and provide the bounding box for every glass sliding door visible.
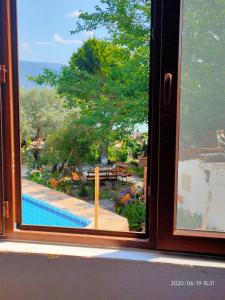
[176,0,225,233]
[0,2,5,235]
[0,79,4,235]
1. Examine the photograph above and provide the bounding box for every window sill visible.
[0,240,224,268]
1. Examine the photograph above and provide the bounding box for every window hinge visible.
[0,64,7,84]
[3,201,10,219]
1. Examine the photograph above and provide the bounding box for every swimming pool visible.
[22,194,91,228]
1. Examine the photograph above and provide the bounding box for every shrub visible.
[130,165,144,178]
[27,171,43,184]
[27,169,53,187]
[21,145,35,170]
[115,186,146,231]
[108,145,128,162]
[122,200,146,231]
[78,180,89,197]
[117,148,128,162]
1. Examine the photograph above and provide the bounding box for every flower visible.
[130,185,137,194]
[121,193,131,204]
[49,178,58,188]
[72,172,80,181]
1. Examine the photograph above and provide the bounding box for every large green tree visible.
[72,0,151,122]
[71,0,151,152]
[72,0,151,49]
[31,0,151,158]
[20,88,66,141]
[32,38,149,158]
[43,116,97,177]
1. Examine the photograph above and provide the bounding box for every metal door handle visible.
[164,72,173,105]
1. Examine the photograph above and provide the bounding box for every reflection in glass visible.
[177,0,225,232]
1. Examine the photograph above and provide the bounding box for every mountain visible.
[19,61,63,89]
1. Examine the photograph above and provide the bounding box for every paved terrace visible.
[22,179,129,231]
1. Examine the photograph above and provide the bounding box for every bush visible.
[27,171,43,184]
[122,200,146,231]
[27,169,53,187]
[108,145,128,162]
[26,165,90,199]
[117,148,128,162]
[130,165,144,178]
[125,133,148,159]
[78,180,89,197]
[115,186,146,231]
[21,145,35,170]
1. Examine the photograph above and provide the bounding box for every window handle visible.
[0,65,7,84]
[163,72,173,105]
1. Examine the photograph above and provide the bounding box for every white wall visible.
[0,251,225,300]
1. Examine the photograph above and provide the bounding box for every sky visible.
[18,0,107,64]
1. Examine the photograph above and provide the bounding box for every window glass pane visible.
[177,0,225,232]
[18,0,150,233]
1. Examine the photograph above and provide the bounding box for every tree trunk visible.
[99,140,109,163]
[101,141,109,158]
[77,160,84,181]
[35,127,41,140]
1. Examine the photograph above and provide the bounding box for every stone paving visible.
[22,179,129,231]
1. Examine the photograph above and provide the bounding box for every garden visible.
[21,121,148,231]
[20,0,151,232]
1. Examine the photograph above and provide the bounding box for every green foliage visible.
[29,0,151,161]
[115,186,146,231]
[117,148,128,162]
[130,165,144,178]
[27,170,52,187]
[30,43,149,159]
[100,189,117,200]
[27,171,43,184]
[71,0,150,124]
[70,38,104,74]
[20,88,66,141]
[122,200,146,231]
[21,141,33,163]
[72,0,151,50]
[31,39,148,126]
[125,133,148,158]
[27,168,90,198]
[78,181,89,197]
[108,144,129,162]
[42,117,97,169]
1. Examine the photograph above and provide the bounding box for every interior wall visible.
[0,252,224,300]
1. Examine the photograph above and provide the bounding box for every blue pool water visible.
[22,194,91,228]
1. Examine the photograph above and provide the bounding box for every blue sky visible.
[18,0,107,64]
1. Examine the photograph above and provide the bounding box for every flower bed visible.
[114,185,146,231]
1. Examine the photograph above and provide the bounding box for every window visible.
[157,0,225,255]
[15,0,150,238]
[177,0,225,234]
[0,0,224,256]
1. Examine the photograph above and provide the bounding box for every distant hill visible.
[19,61,63,89]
